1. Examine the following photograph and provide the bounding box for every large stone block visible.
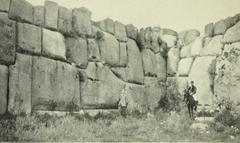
[87,39,100,62]
[145,77,164,111]
[222,21,240,44]
[178,57,194,76]
[184,29,200,45]
[190,37,204,57]
[151,27,161,53]
[98,32,119,66]
[33,6,44,26]
[213,20,227,35]
[125,24,138,40]
[142,49,157,77]
[177,77,188,94]
[162,28,178,36]
[32,56,81,111]
[111,67,127,81]
[85,62,97,80]
[42,28,66,60]
[114,21,127,42]
[0,13,16,65]
[65,37,88,68]
[119,42,127,67]
[0,0,10,12]
[44,0,58,30]
[126,39,144,84]
[136,28,146,49]
[167,48,180,76]
[9,0,33,23]
[58,6,72,35]
[96,18,114,34]
[17,23,41,54]
[82,65,125,108]
[201,35,223,56]
[9,54,32,114]
[156,53,167,81]
[72,7,92,36]
[215,42,240,104]
[125,83,148,112]
[0,65,8,114]
[204,23,214,37]
[180,44,191,58]
[188,56,216,106]
[161,34,177,48]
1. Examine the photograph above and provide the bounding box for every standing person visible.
[118,85,128,118]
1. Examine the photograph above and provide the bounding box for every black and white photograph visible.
[0,0,240,142]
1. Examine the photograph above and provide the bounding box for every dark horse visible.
[183,89,198,119]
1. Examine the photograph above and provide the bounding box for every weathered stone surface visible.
[178,30,187,44]
[213,20,227,35]
[98,32,119,66]
[188,56,216,106]
[42,28,66,60]
[222,21,240,43]
[224,16,236,29]
[142,49,157,77]
[0,13,16,65]
[156,53,167,81]
[0,65,8,114]
[205,23,214,37]
[201,35,223,56]
[126,39,144,84]
[177,77,188,94]
[9,0,33,23]
[167,48,180,76]
[136,28,146,49]
[72,7,92,36]
[203,37,212,47]
[190,37,204,57]
[111,67,127,81]
[178,58,194,76]
[58,6,72,35]
[125,24,138,40]
[9,54,32,114]
[162,28,178,36]
[0,0,10,12]
[44,0,58,30]
[17,23,41,54]
[161,34,177,48]
[151,27,161,53]
[87,39,100,62]
[119,42,127,67]
[65,37,88,68]
[180,44,191,58]
[80,79,101,107]
[184,29,200,45]
[96,18,114,34]
[145,77,164,111]
[85,62,97,80]
[82,65,125,108]
[32,56,81,111]
[215,42,240,104]
[114,21,127,42]
[33,6,44,26]
[125,83,148,112]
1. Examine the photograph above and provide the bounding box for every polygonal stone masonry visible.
[9,0,33,23]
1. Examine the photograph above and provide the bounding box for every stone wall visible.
[0,0,239,115]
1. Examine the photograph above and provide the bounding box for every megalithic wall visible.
[0,0,239,115]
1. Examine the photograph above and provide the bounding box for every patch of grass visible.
[0,110,240,142]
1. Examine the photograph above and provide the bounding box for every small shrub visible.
[157,80,182,112]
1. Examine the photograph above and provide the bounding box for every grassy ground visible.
[0,110,239,142]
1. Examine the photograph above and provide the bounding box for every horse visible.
[183,89,198,119]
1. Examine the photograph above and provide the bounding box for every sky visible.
[26,0,240,34]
